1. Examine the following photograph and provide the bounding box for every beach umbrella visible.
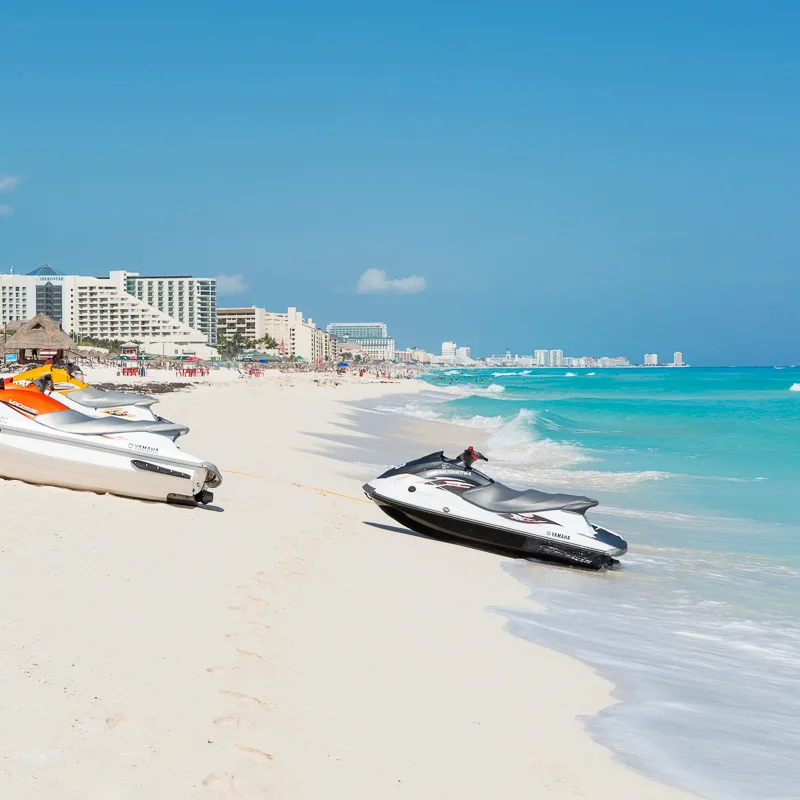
[112,354,134,361]
[337,362,350,368]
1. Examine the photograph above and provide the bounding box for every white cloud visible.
[356,268,427,295]
[0,205,13,217]
[215,273,248,294]
[0,174,22,194]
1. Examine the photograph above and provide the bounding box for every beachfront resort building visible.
[327,321,396,362]
[0,264,69,326]
[217,306,272,342]
[123,273,217,346]
[673,351,684,367]
[63,272,216,358]
[644,353,658,366]
[0,266,218,358]
[0,272,36,325]
[549,349,564,368]
[442,341,457,359]
[397,347,434,364]
[217,306,337,362]
[327,322,387,340]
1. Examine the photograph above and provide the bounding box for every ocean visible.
[377,367,800,800]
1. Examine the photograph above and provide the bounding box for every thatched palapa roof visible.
[4,313,76,353]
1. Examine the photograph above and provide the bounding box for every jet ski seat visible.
[36,409,188,438]
[462,481,598,514]
[67,387,158,409]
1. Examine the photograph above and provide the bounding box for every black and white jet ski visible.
[363,447,627,569]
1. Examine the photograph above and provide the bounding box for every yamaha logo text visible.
[128,442,158,454]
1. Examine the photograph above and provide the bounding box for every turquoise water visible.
[381,367,800,799]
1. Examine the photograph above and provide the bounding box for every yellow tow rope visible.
[221,468,372,504]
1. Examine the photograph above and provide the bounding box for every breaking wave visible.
[374,401,672,492]
[373,399,506,430]
[789,383,800,392]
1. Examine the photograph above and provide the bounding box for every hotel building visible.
[397,347,434,364]
[217,306,338,362]
[0,266,217,357]
[326,321,396,362]
[441,341,457,358]
[124,273,217,345]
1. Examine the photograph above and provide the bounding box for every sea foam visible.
[502,539,800,800]
[790,383,800,391]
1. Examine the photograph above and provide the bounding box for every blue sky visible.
[1,1,798,364]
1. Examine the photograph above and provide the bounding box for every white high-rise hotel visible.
[534,349,549,367]
[441,341,457,358]
[0,266,218,356]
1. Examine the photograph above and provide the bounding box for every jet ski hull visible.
[363,450,628,569]
[0,389,219,504]
[366,490,618,568]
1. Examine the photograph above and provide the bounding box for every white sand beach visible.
[0,372,698,799]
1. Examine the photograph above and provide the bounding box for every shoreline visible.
[0,374,696,798]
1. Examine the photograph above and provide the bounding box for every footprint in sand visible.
[235,744,273,761]
[218,690,268,707]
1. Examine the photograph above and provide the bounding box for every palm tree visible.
[216,331,248,361]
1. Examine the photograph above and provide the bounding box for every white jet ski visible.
[363,447,627,569]
[0,381,220,505]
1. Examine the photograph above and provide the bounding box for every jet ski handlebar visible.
[458,446,488,469]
